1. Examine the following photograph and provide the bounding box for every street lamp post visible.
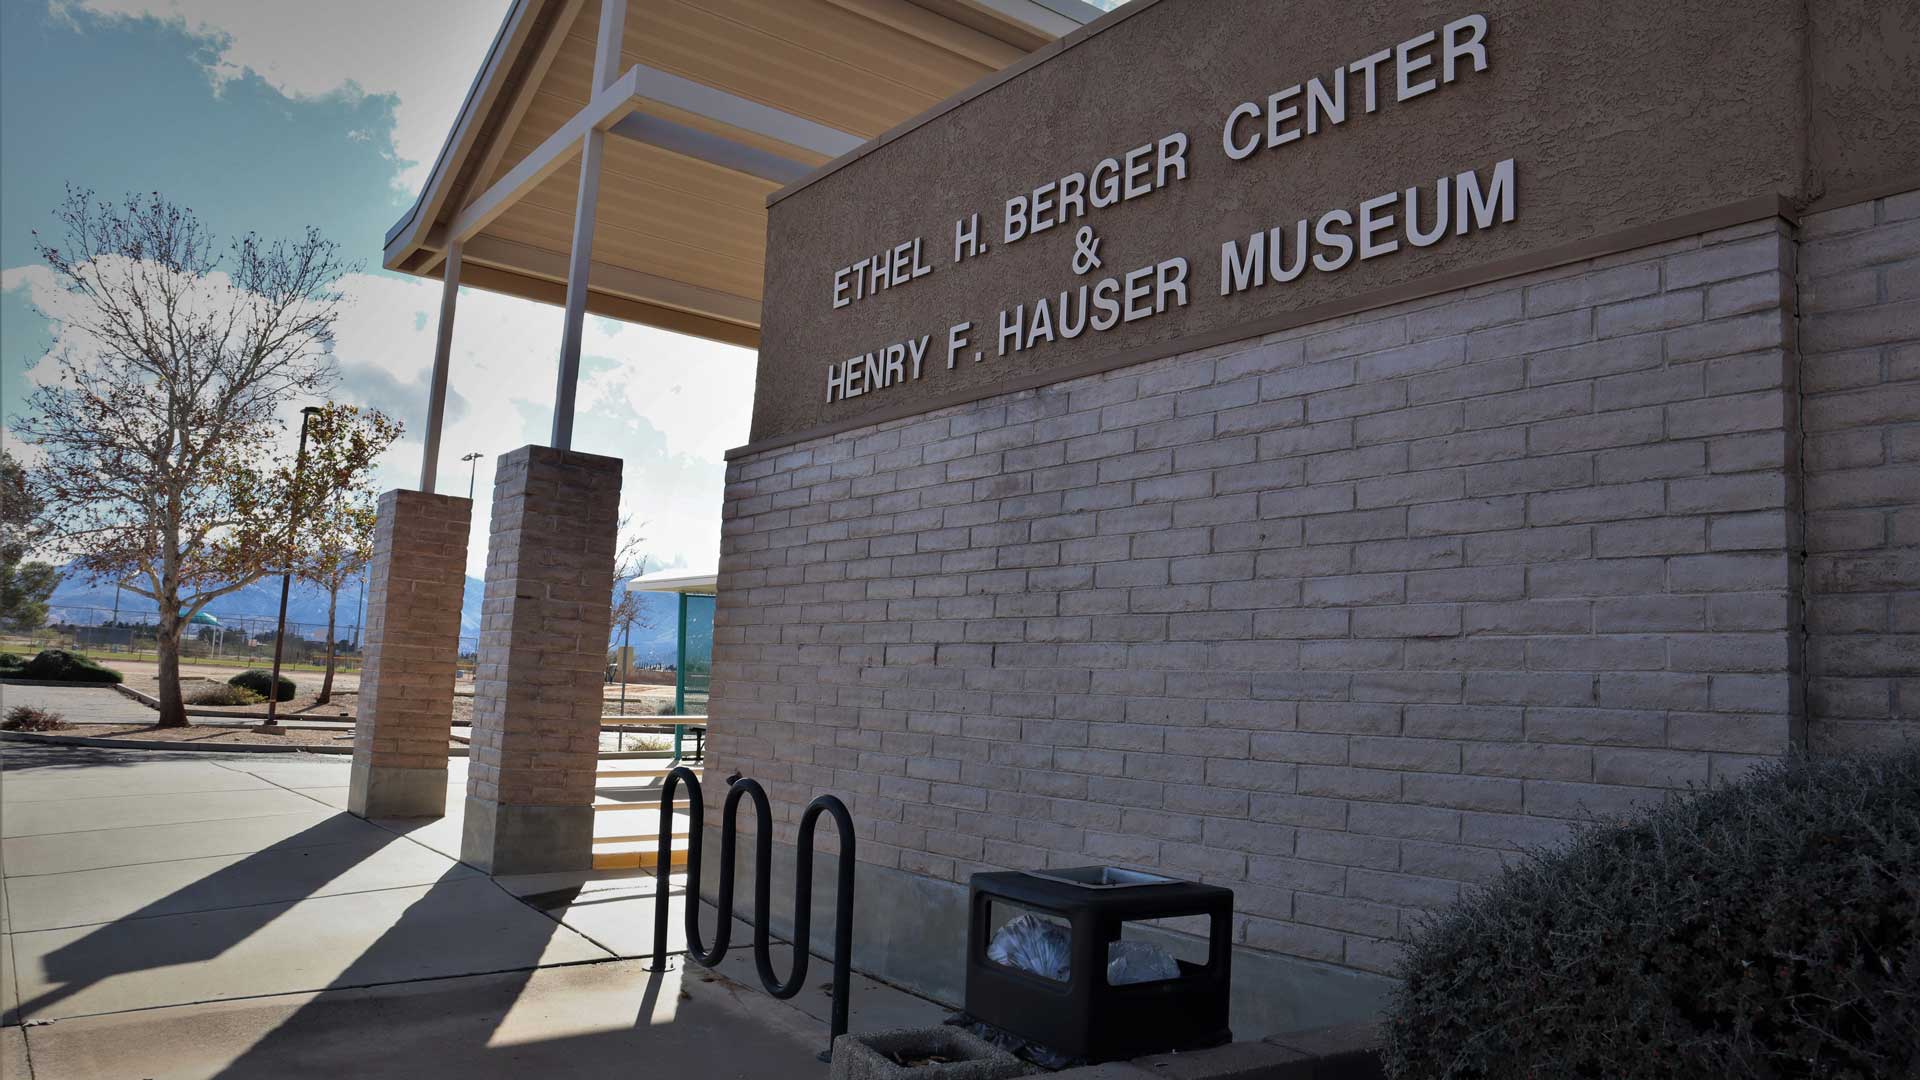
[354,568,368,650]
[461,451,483,500]
[264,406,323,732]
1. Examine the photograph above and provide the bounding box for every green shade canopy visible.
[186,611,221,626]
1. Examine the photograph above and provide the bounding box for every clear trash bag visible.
[1106,939,1180,985]
[986,913,1072,982]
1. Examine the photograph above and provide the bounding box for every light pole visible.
[264,406,323,732]
[354,568,368,650]
[461,451,483,500]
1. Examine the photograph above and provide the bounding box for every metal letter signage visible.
[751,0,1822,445]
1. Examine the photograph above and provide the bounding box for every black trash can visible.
[965,866,1233,1063]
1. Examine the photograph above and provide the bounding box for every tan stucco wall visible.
[749,0,1920,449]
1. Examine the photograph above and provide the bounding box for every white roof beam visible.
[606,112,814,186]
[461,235,762,328]
[448,64,645,246]
[447,63,861,251]
[626,66,865,160]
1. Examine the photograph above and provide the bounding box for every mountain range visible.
[47,568,683,664]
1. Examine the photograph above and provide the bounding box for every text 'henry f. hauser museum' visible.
[355,0,1920,1031]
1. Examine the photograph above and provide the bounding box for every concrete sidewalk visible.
[0,683,159,726]
[1,735,945,1079]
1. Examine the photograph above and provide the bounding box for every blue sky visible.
[1,0,757,578]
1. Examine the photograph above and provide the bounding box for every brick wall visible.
[1799,189,1920,749]
[713,217,1814,976]
[467,446,622,809]
[352,489,472,774]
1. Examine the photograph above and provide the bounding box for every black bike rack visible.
[648,766,857,1058]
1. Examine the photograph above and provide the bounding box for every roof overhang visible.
[384,0,1107,349]
[628,567,720,594]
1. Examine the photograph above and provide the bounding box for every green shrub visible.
[19,648,124,684]
[3,705,72,731]
[0,651,22,669]
[1384,750,1920,1080]
[228,668,295,702]
[186,683,264,706]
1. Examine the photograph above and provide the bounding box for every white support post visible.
[591,0,626,91]
[420,240,462,492]
[552,136,600,451]
[550,0,627,451]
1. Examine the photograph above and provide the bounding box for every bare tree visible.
[609,517,655,713]
[290,404,401,705]
[13,189,348,726]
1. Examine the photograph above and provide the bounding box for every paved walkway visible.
[1,710,947,1078]
[0,683,159,725]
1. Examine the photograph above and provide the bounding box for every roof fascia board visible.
[824,0,1027,68]
[384,0,543,255]
[418,0,590,276]
[952,0,1087,38]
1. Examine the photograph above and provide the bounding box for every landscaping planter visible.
[829,1027,1036,1080]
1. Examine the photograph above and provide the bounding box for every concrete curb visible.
[0,729,470,757]
[113,682,159,706]
[830,1027,1035,1080]
[0,678,124,688]
[114,682,364,723]
[1058,1024,1384,1080]
[0,730,346,754]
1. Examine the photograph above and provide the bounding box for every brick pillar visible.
[348,489,472,818]
[460,445,621,875]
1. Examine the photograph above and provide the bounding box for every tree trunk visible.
[157,503,188,727]
[318,581,339,705]
[155,610,187,728]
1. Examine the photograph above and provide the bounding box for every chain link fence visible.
[14,604,374,671]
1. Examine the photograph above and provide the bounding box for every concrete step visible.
[592,809,694,844]
[595,764,700,781]
[591,837,690,870]
[594,793,691,811]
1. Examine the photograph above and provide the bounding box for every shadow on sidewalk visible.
[14,820,405,1021]
[206,867,827,1080]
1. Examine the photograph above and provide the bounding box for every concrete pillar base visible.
[460,798,595,875]
[348,763,449,819]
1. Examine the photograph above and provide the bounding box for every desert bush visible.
[19,648,123,683]
[186,683,265,706]
[1383,749,1920,1080]
[228,668,295,702]
[3,705,72,731]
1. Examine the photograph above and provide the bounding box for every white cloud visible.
[317,271,757,578]
[52,0,512,194]
[7,262,757,580]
